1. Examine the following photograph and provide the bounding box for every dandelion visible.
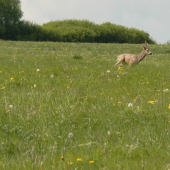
[1,87,5,90]
[107,70,110,73]
[50,75,54,78]
[168,104,170,109]
[101,93,104,95]
[128,103,133,107]
[34,84,37,88]
[67,86,70,89]
[118,101,121,104]
[0,71,2,73]
[77,158,82,162]
[70,162,74,165]
[9,105,13,108]
[89,161,94,164]
[61,156,64,160]
[10,77,14,80]
[75,68,78,70]
[37,69,40,72]
[148,101,155,104]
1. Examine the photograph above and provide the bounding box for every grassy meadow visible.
[0,40,170,170]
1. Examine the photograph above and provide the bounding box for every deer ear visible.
[145,41,148,46]
[142,45,146,49]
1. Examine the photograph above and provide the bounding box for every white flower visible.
[107,131,111,135]
[68,132,73,138]
[107,70,110,73]
[37,69,40,72]
[117,75,119,77]
[128,103,133,107]
[9,105,13,109]
[50,75,54,78]
[164,89,169,92]
[34,84,37,88]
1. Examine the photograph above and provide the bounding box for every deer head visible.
[142,41,152,55]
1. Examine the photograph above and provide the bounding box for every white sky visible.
[20,0,170,44]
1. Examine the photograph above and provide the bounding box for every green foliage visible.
[0,41,169,169]
[42,20,156,44]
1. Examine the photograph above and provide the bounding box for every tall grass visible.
[0,41,169,169]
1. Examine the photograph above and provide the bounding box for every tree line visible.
[0,0,156,44]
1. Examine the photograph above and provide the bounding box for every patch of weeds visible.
[73,56,82,60]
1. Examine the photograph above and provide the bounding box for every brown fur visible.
[115,41,152,66]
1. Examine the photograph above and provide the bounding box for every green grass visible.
[0,40,170,170]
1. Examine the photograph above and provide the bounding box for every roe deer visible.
[115,41,152,66]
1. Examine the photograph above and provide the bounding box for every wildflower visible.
[37,69,40,72]
[107,70,110,73]
[34,84,37,88]
[61,156,64,160]
[133,99,136,102]
[119,71,122,74]
[101,93,104,95]
[118,101,121,104]
[75,68,78,70]
[148,101,154,104]
[70,162,74,165]
[67,86,70,89]
[168,104,170,109]
[89,161,94,164]
[117,75,119,77]
[50,75,54,78]
[141,82,144,84]
[9,105,13,109]
[77,158,82,162]
[10,77,14,80]
[68,132,73,138]
[107,131,111,135]
[1,87,5,90]
[0,71,2,73]
[128,103,133,107]
[164,89,169,92]
[126,93,129,95]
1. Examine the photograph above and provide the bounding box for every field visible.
[0,40,170,170]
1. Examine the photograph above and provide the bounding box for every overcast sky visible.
[20,0,170,44]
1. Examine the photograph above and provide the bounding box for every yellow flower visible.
[168,104,170,109]
[70,162,74,165]
[148,101,154,104]
[61,156,64,160]
[75,68,78,70]
[101,93,104,95]
[1,87,5,90]
[89,160,94,164]
[77,158,82,162]
[118,101,121,104]
[67,86,70,89]
[11,77,14,80]
[0,71,2,73]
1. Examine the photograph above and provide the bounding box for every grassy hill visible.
[0,40,169,169]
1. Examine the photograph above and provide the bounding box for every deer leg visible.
[115,56,125,66]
